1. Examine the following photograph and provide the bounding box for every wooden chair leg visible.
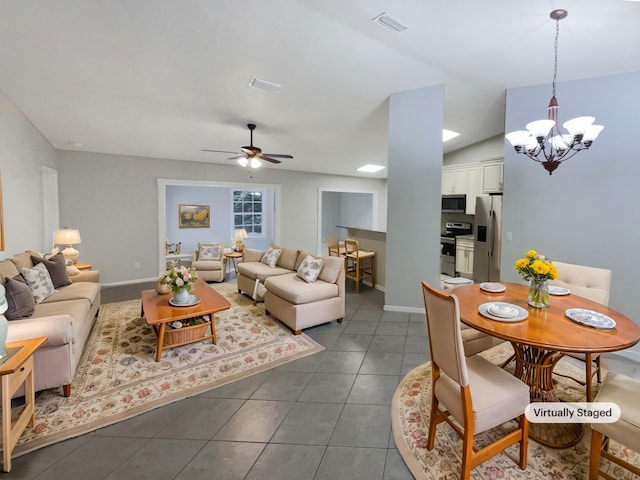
[63,384,71,397]
[519,414,528,469]
[596,355,602,383]
[589,429,604,480]
[371,256,376,288]
[585,353,593,402]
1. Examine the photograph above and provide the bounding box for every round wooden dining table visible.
[452,281,640,448]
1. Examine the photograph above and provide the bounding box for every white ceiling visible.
[1,0,639,178]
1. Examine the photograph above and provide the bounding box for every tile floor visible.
[8,281,421,480]
[9,279,640,479]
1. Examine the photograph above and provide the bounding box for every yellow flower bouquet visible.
[515,250,558,308]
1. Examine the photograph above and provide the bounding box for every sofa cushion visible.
[0,259,20,283]
[198,243,222,261]
[22,263,56,303]
[317,255,343,284]
[294,250,313,271]
[4,275,36,320]
[296,255,323,283]
[31,298,91,321]
[42,281,100,304]
[242,248,264,263]
[237,262,292,281]
[272,246,299,270]
[265,273,339,305]
[32,252,72,288]
[11,250,41,271]
[261,248,282,268]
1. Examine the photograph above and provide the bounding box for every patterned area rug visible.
[392,342,640,479]
[10,282,324,457]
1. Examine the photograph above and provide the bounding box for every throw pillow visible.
[296,255,324,283]
[21,263,56,303]
[66,264,81,276]
[31,252,72,288]
[260,248,282,268]
[4,275,36,320]
[199,244,222,261]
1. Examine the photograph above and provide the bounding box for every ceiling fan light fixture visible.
[237,157,249,167]
[250,157,261,169]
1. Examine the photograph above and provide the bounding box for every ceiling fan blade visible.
[262,153,293,159]
[202,149,238,154]
[258,154,282,164]
[228,154,247,160]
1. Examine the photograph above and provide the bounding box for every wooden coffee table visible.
[141,279,231,361]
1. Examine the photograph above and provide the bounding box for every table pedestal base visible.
[512,343,584,448]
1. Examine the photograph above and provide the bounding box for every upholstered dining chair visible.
[589,371,640,479]
[549,261,613,401]
[421,281,529,480]
[344,239,375,293]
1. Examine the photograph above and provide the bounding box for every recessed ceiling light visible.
[357,164,386,173]
[249,76,282,92]
[442,129,460,142]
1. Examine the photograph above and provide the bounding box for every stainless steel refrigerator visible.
[473,195,503,282]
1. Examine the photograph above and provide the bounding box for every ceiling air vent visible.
[372,12,408,33]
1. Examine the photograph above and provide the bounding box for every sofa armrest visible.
[71,269,100,283]
[243,249,265,263]
[7,314,73,348]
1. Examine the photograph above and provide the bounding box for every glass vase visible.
[528,278,549,308]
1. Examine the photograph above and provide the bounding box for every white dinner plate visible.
[565,308,616,330]
[488,303,518,318]
[549,285,571,296]
[478,302,529,322]
[169,294,201,307]
[480,282,506,293]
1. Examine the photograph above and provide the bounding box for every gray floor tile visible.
[331,334,373,351]
[156,397,244,439]
[359,352,404,375]
[306,332,340,349]
[368,335,406,353]
[403,334,430,354]
[105,438,207,480]
[344,320,379,335]
[383,448,415,480]
[329,404,391,448]
[199,370,270,399]
[298,372,356,403]
[401,353,429,376]
[214,399,293,442]
[174,441,265,480]
[245,444,325,480]
[351,309,384,322]
[250,370,314,401]
[346,374,400,405]
[275,350,329,372]
[375,320,409,335]
[407,321,427,336]
[270,402,343,445]
[315,446,387,480]
[317,350,366,373]
[381,311,410,322]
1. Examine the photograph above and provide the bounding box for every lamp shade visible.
[54,228,81,245]
[234,229,248,240]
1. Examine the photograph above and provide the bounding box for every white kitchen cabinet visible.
[465,165,482,214]
[482,160,504,193]
[442,167,467,194]
[455,237,474,277]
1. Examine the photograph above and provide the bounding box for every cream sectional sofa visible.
[1,250,101,397]
[237,247,345,334]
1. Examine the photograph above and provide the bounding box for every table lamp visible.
[54,227,82,264]
[234,229,248,252]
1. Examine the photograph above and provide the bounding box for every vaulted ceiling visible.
[1,0,639,178]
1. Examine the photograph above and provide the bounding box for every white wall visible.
[503,71,640,338]
[56,150,387,285]
[385,85,444,310]
[0,89,58,257]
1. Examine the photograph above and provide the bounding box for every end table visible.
[1,336,47,472]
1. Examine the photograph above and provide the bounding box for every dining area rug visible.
[392,342,640,479]
[8,282,324,458]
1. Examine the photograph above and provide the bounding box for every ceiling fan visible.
[202,123,293,167]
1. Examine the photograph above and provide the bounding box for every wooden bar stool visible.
[327,236,346,257]
[344,239,375,293]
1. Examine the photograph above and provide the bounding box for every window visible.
[233,190,263,235]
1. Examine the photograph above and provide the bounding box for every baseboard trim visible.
[102,277,157,287]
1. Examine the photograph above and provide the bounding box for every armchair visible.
[191,242,228,282]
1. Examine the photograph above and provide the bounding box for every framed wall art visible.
[178,204,210,228]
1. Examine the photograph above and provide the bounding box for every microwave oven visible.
[441,194,466,213]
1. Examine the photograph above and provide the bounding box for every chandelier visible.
[505,9,604,175]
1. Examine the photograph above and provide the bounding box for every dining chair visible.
[327,236,346,257]
[344,239,375,293]
[549,261,612,401]
[589,371,640,479]
[421,281,529,480]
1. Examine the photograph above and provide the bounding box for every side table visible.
[224,251,243,277]
[75,263,92,270]
[1,336,47,472]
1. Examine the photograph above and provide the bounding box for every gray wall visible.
[56,150,387,285]
[0,89,58,257]
[502,71,640,349]
[385,85,444,310]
